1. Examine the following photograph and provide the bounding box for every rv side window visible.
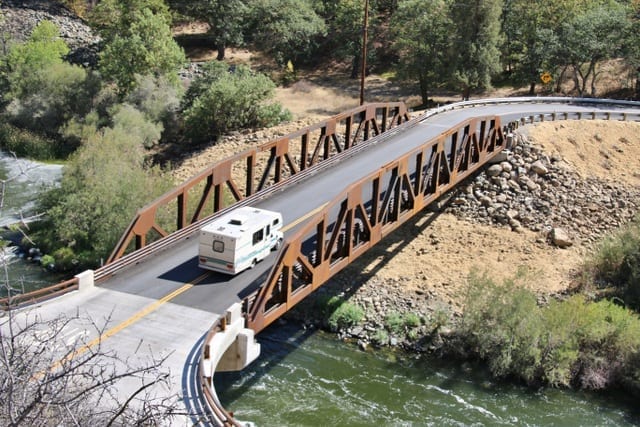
[212,240,224,253]
[273,218,279,226]
[252,229,264,245]
[267,224,271,236]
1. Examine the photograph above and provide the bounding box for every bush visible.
[0,122,62,160]
[584,216,640,310]
[182,62,291,144]
[371,329,389,347]
[460,269,640,390]
[404,312,422,328]
[34,108,173,271]
[5,62,95,135]
[326,299,364,332]
[384,311,405,335]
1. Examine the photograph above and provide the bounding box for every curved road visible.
[15,99,640,423]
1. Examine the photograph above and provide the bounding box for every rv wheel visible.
[273,238,283,251]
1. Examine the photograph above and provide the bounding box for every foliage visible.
[317,0,379,78]
[384,311,405,335]
[5,62,96,136]
[448,0,503,97]
[390,0,451,106]
[555,2,631,96]
[247,0,327,66]
[0,122,61,160]
[584,216,640,310]
[181,62,291,144]
[91,0,186,94]
[325,297,364,331]
[461,269,640,389]
[125,74,183,128]
[34,110,173,271]
[3,21,69,101]
[167,0,250,60]
[372,328,389,346]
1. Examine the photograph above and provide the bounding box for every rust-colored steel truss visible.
[245,115,509,332]
[107,102,409,263]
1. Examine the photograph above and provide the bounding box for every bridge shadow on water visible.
[213,193,460,408]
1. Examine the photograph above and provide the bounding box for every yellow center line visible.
[42,272,210,376]
[282,202,328,232]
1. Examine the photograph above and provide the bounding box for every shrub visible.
[384,311,405,335]
[182,62,291,144]
[0,122,61,160]
[404,312,422,328]
[460,269,640,390]
[35,108,173,271]
[371,329,389,347]
[5,62,95,135]
[584,216,640,310]
[326,300,364,332]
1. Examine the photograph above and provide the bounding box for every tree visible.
[318,0,379,78]
[35,108,174,270]
[168,0,251,61]
[0,158,181,425]
[391,0,451,106]
[246,0,327,66]
[0,309,181,425]
[4,20,70,101]
[90,0,186,94]
[449,0,503,99]
[555,3,630,96]
[2,20,98,150]
[181,61,291,144]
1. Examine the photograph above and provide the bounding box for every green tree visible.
[168,0,250,60]
[91,0,186,94]
[246,0,327,66]
[317,0,378,78]
[2,20,97,150]
[4,20,70,101]
[391,0,451,106]
[555,2,631,96]
[36,109,173,270]
[181,61,291,143]
[449,0,503,99]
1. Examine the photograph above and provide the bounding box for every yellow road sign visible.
[541,72,552,84]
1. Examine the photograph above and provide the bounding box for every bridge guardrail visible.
[0,277,79,310]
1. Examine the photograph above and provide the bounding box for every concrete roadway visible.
[11,100,640,424]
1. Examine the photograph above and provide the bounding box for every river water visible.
[0,152,63,294]
[3,153,639,426]
[216,323,640,426]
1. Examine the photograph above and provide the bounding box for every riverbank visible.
[275,120,640,354]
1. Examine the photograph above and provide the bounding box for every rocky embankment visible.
[285,127,640,352]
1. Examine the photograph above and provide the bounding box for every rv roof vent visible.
[229,218,243,226]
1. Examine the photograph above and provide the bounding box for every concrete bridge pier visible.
[202,303,261,376]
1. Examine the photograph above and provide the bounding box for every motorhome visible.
[198,206,284,275]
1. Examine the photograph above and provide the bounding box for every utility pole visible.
[359,0,369,106]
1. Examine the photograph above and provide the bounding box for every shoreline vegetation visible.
[285,214,640,395]
[1,0,640,410]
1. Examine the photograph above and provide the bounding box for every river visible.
[216,323,640,426]
[3,153,639,426]
[0,152,63,295]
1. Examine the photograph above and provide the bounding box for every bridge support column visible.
[75,270,94,291]
[203,303,261,375]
